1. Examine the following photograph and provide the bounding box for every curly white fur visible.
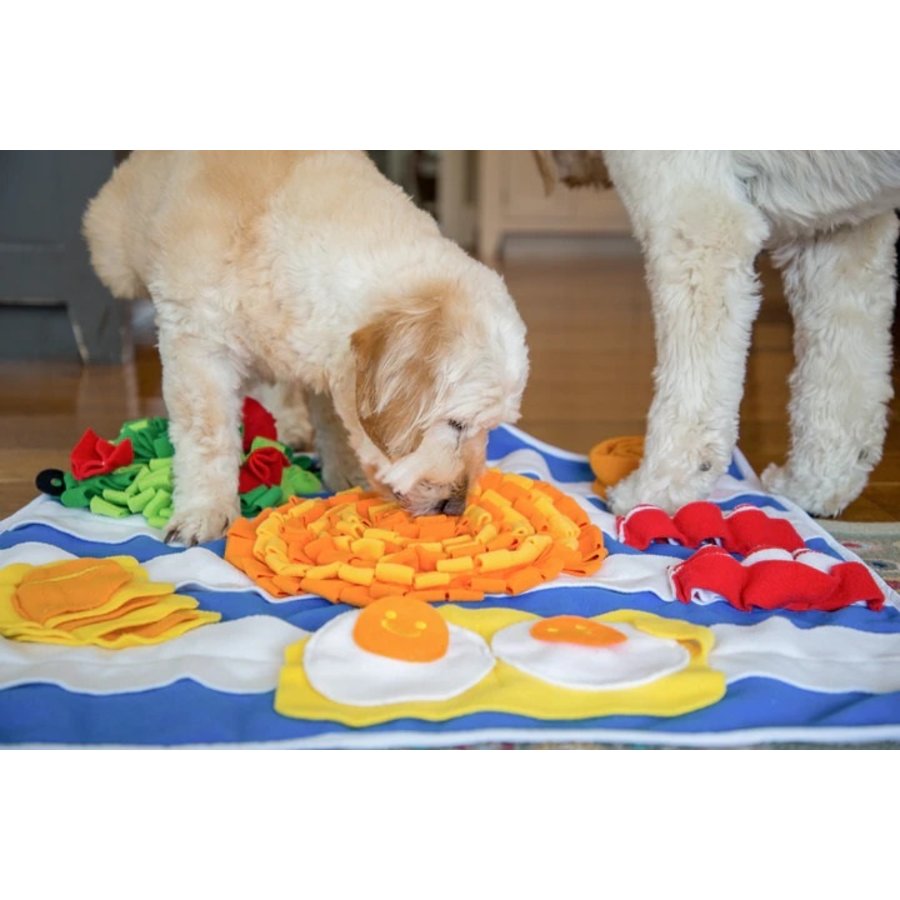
[599,151,900,517]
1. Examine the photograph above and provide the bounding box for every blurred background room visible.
[1,150,898,519]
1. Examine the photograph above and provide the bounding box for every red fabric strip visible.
[619,501,805,556]
[669,544,884,613]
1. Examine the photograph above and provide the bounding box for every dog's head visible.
[350,275,528,516]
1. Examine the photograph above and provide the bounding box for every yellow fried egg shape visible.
[275,606,725,726]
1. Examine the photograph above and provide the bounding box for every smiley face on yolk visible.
[530,615,626,648]
[353,596,450,662]
[303,601,494,705]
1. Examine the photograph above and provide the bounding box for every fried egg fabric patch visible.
[492,617,691,691]
[274,604,724,726]
[304,597,494,706]
[225,469,606,605]
[0,556,220,648]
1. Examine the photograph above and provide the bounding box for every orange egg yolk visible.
[530,615,626,647]
[15,559,133,624]
[353,596,450,662]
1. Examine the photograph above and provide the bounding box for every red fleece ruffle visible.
[241,397,278,453]
[618,501,806,556]
[669,544,884,613]
[70,429,134,480]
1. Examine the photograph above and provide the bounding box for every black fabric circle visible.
[35,468,67,497]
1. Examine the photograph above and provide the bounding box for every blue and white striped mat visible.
[2,424,898,748]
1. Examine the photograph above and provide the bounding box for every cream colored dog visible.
[537,150,900,517]
[84,151,528,544]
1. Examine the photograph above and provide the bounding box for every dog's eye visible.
[448,419,464,433]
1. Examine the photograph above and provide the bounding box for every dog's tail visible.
[531,150,613,194]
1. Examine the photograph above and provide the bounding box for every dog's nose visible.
[437,495,466,516]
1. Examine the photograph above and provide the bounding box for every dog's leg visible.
[606,158,769,514]
[159,328,243,545]
[248,380,315,449]
[307,389,367,491]
[762,211,898,515]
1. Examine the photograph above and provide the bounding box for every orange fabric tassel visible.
[225,469,607,607]
[589,435,645,499]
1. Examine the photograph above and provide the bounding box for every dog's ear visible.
[351,299,444,459]
[532,151,613,192]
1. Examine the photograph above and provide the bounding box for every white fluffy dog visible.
[84,151,529,544]
[537,150,900,517]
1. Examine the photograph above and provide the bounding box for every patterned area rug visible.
[816,521,900,595]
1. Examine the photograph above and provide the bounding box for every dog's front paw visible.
[607,461,722,515]
[761,463,865,518]
[164,498,240,546]
[606,428,733,514]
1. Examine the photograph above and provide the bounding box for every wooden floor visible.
[2,251,899,520]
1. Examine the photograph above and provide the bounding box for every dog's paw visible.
[164,499,240,546]
[606,427,733,514]
[607,462,722,515]
[761,463,865,518]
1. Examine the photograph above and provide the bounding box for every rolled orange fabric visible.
[589,436,644,498]
[224,469,607,605]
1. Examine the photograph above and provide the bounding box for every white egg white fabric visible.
[491,621,690,691]
[304,610,495,706]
